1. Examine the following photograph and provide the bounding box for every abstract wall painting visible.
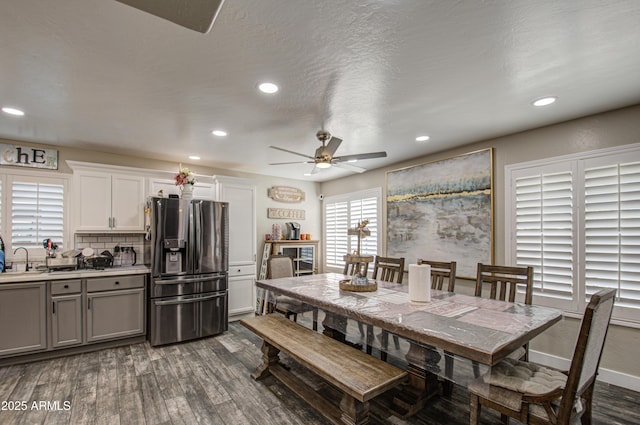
[386,148,493,278]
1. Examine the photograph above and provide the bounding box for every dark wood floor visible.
[0,319,638,425]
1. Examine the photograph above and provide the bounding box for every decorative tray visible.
[339,279,378,292]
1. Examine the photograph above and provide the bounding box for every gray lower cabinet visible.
[86,275,145,343]
[0,282,47,356]
[50,280,83,348]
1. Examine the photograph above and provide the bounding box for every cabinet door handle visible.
[112,217,116,228]
[52,301,56,315]
[64,284,69,289]
[114,281,120,285]
[88,298,91,310]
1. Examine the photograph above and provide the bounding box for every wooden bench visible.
[241,314,407,425]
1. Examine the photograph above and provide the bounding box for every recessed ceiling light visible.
[532,97,557,107]
[304,172,312,176]
[415,135,430,142]
[347,159,358,163]
[211,130,227,137]
[189,156,200,160]
[258,82,279,94]
[2,107,25,116]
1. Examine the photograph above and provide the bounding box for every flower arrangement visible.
[357,219,369,230]
[175,165,196,186]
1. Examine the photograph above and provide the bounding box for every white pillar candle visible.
[408,263,431,303]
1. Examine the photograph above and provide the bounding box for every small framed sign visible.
[268,186,306,203]
[267,208,305,220]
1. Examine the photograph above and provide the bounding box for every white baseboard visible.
[530,350,640,393]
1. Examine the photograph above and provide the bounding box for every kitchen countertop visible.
[0,265,150,284]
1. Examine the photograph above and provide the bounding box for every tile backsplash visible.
[74,233,145,264]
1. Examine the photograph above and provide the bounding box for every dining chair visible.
[468,288,616,425]
[409,259,458,393]
[418,259,457,292]
[267,255,318,331]
[367,256,405,357]
[343,258,371,276]
[475,263,534,363]
[441,263,535,397]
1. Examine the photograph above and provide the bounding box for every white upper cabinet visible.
[68,162,146,232]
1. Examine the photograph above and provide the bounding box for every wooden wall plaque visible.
[268,186,305,203]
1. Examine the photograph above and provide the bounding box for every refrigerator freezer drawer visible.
[149,291,228,346]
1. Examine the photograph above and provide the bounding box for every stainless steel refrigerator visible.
[146,197,229,346]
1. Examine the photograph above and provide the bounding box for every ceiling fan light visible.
[316,162,331,169]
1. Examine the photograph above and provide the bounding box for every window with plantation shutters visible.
[0,174,69,254]
[11,179,65,250]
[506,144,640,324]
[583,156,640,319]
[323,188,382,270]
[514,168,575,306]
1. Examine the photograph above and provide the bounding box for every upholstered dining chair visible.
[468,288,616,425]
[267,255,318,331]
[362,256,405,355]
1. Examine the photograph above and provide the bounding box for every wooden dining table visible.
[256,273,563,418]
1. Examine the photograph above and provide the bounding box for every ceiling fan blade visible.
[269,146,315,160]
[114,0,225,34]
[325,136,342,156]
[333,151,387,162]
[269,160,314,165]
[333,162,368,173]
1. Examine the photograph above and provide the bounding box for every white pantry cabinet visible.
[70,166,145,232]
[214,176,257,321]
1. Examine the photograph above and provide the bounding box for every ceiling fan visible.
[114,0,225,34]
[269,130,387,174]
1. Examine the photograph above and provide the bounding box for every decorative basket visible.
[339,279,378,292]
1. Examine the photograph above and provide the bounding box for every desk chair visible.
[469,288,616,425]
[267,255,318,331]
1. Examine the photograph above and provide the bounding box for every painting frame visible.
[386,148,493,279]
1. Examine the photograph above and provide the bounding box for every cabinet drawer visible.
[87,275,145,292]
[51,280,82,295]
[228,264,256,276]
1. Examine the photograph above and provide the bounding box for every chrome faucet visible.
[13,247,29,271]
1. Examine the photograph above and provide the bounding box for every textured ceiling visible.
[1,0,639,181]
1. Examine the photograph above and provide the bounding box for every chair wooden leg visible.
[380,331,389,361]
[357,321,364,336]
[469,393,480,425]
[443,352,454,397]
[472,360,481,378]
[312,308,318,331]
[392,335,400,350]
[365,325,374,355]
